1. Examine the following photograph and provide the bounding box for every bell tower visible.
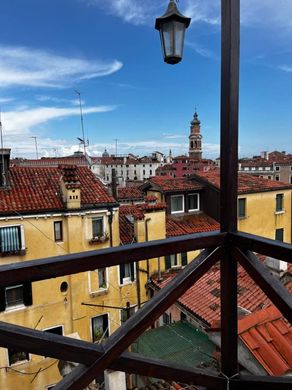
[189,111,202,160]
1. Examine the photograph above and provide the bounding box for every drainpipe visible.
[135,261,141,309]
[145,218,151,278]
[111,168,117,199]
[108,209,113,247]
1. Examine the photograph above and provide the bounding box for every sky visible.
[0,0,292,159]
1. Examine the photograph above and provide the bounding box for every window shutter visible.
[0,287,5,312]
[165,255,171,270]
[130,262,135,281]
[23,282,33,306]
[181,253,188,266]
[119,264,125,284]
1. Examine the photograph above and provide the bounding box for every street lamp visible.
[155,0,191,65]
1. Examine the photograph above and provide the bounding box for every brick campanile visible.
[189,111,202,160]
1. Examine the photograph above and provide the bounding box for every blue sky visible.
[0,0,292,159]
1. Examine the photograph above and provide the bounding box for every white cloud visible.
[1,105,117,135]
[279,65,292,73]
[84,0,292,30]
[0,97,15,104]
[0,45,123,89]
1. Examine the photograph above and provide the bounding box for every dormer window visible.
[170,195,184,214]
[188,193,199,212]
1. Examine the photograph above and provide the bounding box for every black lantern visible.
[155,0,191,65]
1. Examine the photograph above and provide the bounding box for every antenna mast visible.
[0,110,6,187]
[74,90,87,156]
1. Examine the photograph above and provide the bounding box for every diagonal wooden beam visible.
[0,321,225,389]
[53,246,223,390]
[230,375,292,390]
[0,231,225,287]
[231,247,292,323]
[230,231,292,263]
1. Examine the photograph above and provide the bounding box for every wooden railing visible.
[0,231,291,389]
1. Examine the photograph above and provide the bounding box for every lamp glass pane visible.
[174,21,185,56]
[161,22,174,57]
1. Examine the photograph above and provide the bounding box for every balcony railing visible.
[0,231,291,389]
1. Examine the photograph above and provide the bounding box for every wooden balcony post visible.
[220,0,240,378]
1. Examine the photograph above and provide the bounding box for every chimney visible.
[265,257,287,277]
[59,165,81,209]
[0,148,11,187]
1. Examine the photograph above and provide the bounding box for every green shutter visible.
[165,255,171,270]
[0,287,5,312]
[181,253,188,266]
[23,282,33,306]
[120,264,125,284]
[130,262,135,281]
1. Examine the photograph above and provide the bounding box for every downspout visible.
[145,218,151,278]
[108,209,113,247]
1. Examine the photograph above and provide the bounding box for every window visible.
[92,217,103,238]
[181,253,188,267]
[165,254,178,270]
[238,198,246,218]
[89,268,108,293]
[170,195,184,214]
[0,283,32,311]
[275,228,284,242]
[119,263,135,284]
[290,176,292,184]
[150,169,152,175]
[8,349,29,366]
[0,225,24,254]
[275,166,280,171]
[276,194,284,212]
[92,314,109,343]
[275,174,280,181]
[163,312,172,325]
[54,221,63,241]
[188,193,199,211]
[120,305,136,323]
[143,170,145,175]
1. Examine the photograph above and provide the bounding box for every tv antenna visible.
[74,90,89,155]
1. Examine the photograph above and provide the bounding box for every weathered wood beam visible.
[0,321,225,389]
[220,0,240,377]
[53,247,223,390]
[232,247,292,323]
[230,231,292,263]
[0,231,225,287]
[230,375,292,390]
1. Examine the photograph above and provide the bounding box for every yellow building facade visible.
[0,162,141,389]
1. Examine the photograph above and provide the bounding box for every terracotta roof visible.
[119,203,166,244]
[166,214,219,237]
[117,187,144,201]
[152,262,271,326]
[147,177,204,192]
[0,166,115,214]
[238,305,292,376]
[11,156,88,166]
[194,171,292,193]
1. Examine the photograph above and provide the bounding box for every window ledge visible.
[5,304,26,312]
[0,249,26,257]
[89,288,108,297]
[119,281,136,287]
[238,216,247,220]
[275,210,285,215]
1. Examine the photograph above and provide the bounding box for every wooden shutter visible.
[119,264,125,284]
[0,287,6,312]
[181,252,188,266]
[165,255,171,270]
[130,262,135,281]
